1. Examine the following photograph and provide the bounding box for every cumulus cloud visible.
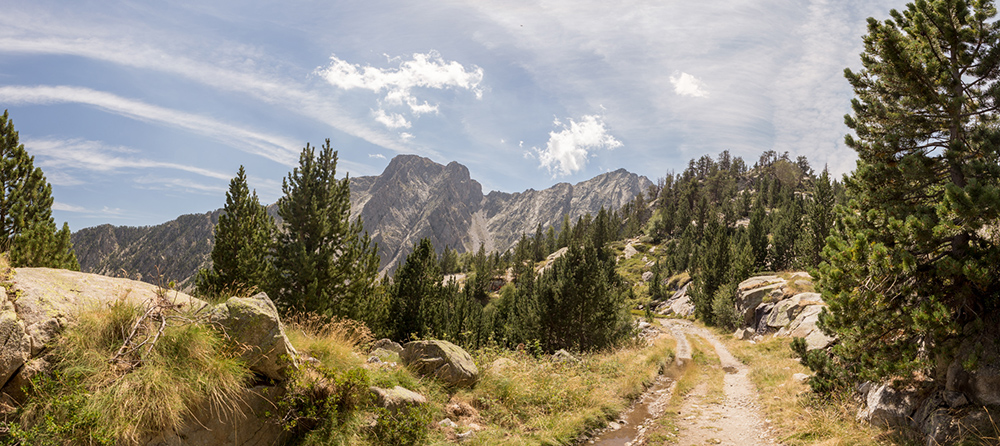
[669,72,709,98]
[318,51,483,128]
[535,115,622,177]
[372,109,411,129]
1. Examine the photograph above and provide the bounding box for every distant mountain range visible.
[71,154,652,286]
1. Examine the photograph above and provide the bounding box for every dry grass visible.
[284,313,373,373]
[721,333,897,445]
[450,337,675,445]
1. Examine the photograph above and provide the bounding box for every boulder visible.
[642,271,654,283]
[736,282,783,326]
[857,382,919,428]
[738,275,782,292]
[371,338,403,354]
[209,292,298,381]
[655,283,694,317]
[787,305,835,350]
[401,340,478,388]
[370,386,427,411]
[623,244,638,259]
[552,349,580,363]
[0,288,30,387]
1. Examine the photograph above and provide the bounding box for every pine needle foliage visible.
[0,110,78,270]
[196,165,275,297]
[819,0,1000,386]
[271,140,379,320]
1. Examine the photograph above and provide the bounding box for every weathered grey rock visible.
[736,282,784,326]
[489,357,518,371]
[370,386,427,411]
[655,283,694,317]
[209,292,298,381]
[143,385,288,446]
[25,316,64,357]
[0,287,30,388]
[12,267,204,328]
[368,348,399,364]
[552,349,580,363]
[641,271,654,282]
[0,354,49,403]
[733,328,755,340]
[792,373,810,383]
[623,244,638,259]
[737,275,782,291]
[371,338,403,354]
[785,305,835,350]
[401,340,478,387]
[857,382,918,428]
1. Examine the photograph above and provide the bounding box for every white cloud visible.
[372,109,411,129]
[0,86,300,165]
[26,138,231,182]
[369,153,387,160]
[400,132,414,140]
[669,72,709,98]
[52,202,88,212]
[318,51,483,125]
[535,115,622,177]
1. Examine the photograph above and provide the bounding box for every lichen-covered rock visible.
[401,340,478,388]
[370,386,427,411]
[857,382,919,428]
[209,292,298,381]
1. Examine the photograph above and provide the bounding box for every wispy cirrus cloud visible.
[0,86,300,165]
[534,115,622,177]
[318,51,484,129]
[25,138,231,183]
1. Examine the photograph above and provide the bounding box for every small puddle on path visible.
[585,375,674,446]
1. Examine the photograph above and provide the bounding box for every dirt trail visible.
[588,320,777,446]
[660,319,778,446]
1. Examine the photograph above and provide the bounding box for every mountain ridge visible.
[71,154,652,285]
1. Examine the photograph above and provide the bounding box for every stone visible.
[733,328,755,341]
[370,385,427,411]
[738,275,782,292]
[438,418,457,428]
[552,349,580,363]
[401,340,478,388]
[371,338,403,354]
[12,267,204,329]
[209,292,298,381]
[623,244,638,259]
[792,373,810,383]
[857,382,918,428]
[737,283,784,326]
[942,391,968,408]
[642,271,654,282]
[25,316,64,357]
[0,288,30,388]
[368,347,399,364]
[1,355,50,403]
[489,357,518,371]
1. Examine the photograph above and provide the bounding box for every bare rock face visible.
[208,292,298,381]
[0,287,30,387]
[401,340,478,388]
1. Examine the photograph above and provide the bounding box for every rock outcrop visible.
[655,283,694,317]
[3,267,297,446]
[731,272,833,350]
[401,340,479,388]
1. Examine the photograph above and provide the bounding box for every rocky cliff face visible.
[73,155,652,283]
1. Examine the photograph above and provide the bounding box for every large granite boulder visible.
[736,278,784,326]
[209,292,298,381]
[857,382,920,428]
[401,340,478,388]
[655,283,694,317]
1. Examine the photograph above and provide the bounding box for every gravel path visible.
[658,320,779,446]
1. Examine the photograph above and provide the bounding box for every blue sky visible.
[0,0,898,230]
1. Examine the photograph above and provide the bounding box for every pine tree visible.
[271,140,380,320]
[747,195,768,271]
[690,218,730,325]
[389,238,442,340]
[803,167,835,268]
[819,0,1000,386]
[197,166,276,296]
[0,110,78,270]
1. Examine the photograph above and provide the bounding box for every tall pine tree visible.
[0,110,78,270]
[819,0,1000,385]
[197,166,276,296]
[271,140,379,320]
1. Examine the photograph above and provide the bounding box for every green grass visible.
[7,298,250,445]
